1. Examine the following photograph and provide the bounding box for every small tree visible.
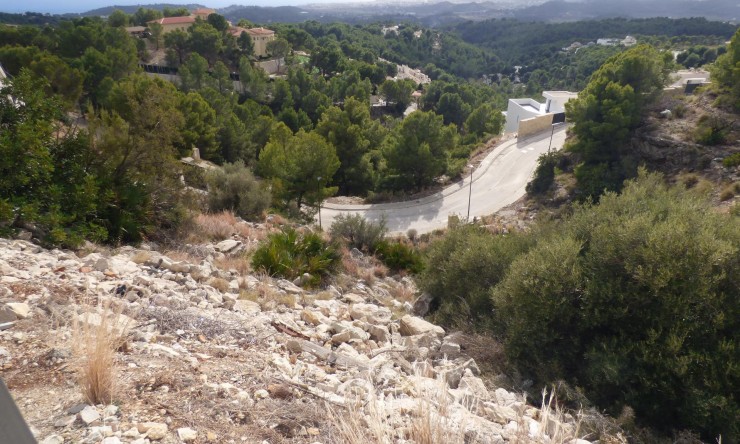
[237,31,254,57]
[258,124,339,211]
[330,214,387,252]
[267,38,291,73]
[206,161,270,221]
[147,22,163,51]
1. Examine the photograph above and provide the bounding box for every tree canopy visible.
[565,44,670,199]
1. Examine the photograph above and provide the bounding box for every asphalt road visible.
[319,125,568,235]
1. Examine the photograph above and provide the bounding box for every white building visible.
[503,91,578,134]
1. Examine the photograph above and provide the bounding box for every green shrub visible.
[330,214,387,252]
[206,161,271,221]
[526,152,559,195]
[491,171,739,441]
[251,228,340,287]
[375,240,423,275]
[722,152,740,168]
[694,115,729,146]
[719,184,737,201]
[672,103,687,118]
[182,165,207,190]
[419,224,533,329]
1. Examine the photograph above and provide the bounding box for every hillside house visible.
[148,16,195,34]
[124,26,147,37]
[147,7,215,34]
[192,8,216,20]
[503,91,578,134]
[244,27,276,58]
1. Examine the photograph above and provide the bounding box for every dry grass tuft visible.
[71,300,131,405]
[719,183,738,201]
[340,247,360,277]
[213,253,252,276]
[162,249,199,264]
[329,372,587,444]
[241,282,297,309]
[194,211,240,241]
[130,251,153,265]
[388,283,417,303]
[208,277,230,293]
[329,373,466,444]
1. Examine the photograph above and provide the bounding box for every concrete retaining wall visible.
[518,114,554,138]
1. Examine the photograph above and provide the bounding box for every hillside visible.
[0,216,591,444]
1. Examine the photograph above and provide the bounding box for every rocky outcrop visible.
[0,238,588,444]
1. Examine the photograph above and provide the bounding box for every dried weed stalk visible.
[71,299,131,405]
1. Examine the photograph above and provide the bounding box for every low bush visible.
[719,183,738,201]
[423,171,739,441]
[375,240,423,274]
[330,214,388,252]
[251,228,340,287]
[526,152,559,195]
[419,224,533,328]
[206,161,271,221]
[722,152,740,168]
[694,115,730,146]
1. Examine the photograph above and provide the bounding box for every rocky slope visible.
[0,231,588,444]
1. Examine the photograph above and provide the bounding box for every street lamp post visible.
[547,123,556,154]
[316,176,322,229]
[548,121,565,155]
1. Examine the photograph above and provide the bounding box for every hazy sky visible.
[1,0,370,14]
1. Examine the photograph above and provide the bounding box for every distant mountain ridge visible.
[50,0,740,24]
[82,3,205,16]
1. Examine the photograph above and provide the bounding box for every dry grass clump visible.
[130,250,153,265]
[340,247,360,277]
[328,374,466,444]
[388,283,417,303]
[241,283,297,309]
[194,211,240,241]
[208,277,230,293]
[187,211,268,242]
[329,371,588,444]
[522,390,582,444]
[71,300,131,405]
[719,182,739,201]
[213,254,252,276]
[162,249,199,264]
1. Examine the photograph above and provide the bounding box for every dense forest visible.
[452,17,736,90]
[1,11,736,245]
[0,12,517,247]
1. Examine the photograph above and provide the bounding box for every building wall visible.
[518,114,554,139]
[161,22,193,34]
[251,34,275,58]
[504,99,544,133]
[542,92,578,114]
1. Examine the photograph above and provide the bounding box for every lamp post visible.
[466,164,474,222]
[547,123,556,155]
[316,176,322,229]
[548,121,565,155]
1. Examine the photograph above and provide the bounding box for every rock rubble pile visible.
[0,237,588,444]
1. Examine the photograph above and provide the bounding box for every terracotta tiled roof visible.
[149,16,195,26]
[192,8,216,15]
[245,27,275,36]
[228,26,249,37]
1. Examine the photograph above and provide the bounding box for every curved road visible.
[319,126,567,234]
